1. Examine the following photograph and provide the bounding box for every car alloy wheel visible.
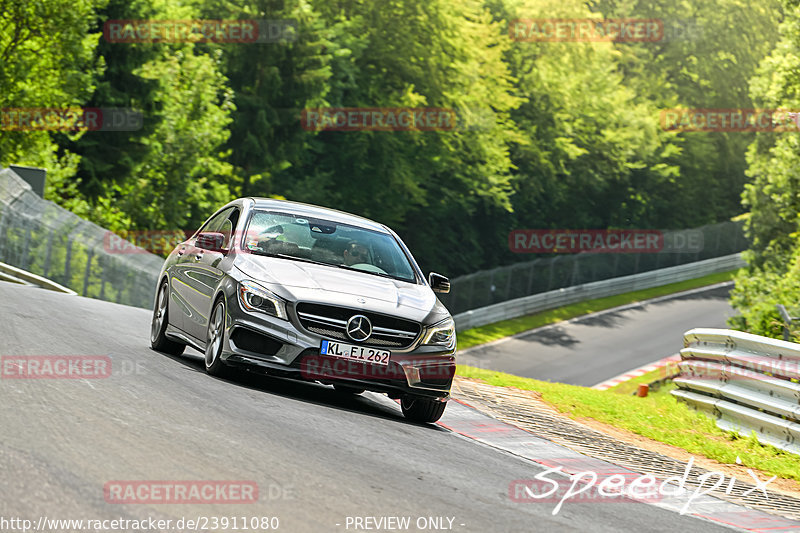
[150,280,185,355]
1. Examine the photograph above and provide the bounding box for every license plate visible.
[320,340,390,366]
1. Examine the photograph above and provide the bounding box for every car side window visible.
[197,208,233,239]
[219,209,240,249]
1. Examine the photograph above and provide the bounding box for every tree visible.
[729,0,800,337]
[0,0,107,215]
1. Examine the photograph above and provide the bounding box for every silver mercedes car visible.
[150,197,456,423]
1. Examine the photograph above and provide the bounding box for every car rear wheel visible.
[205,298,230,377]
[333,384,365,395]
[400,396,447,423]
[150,280,185,355]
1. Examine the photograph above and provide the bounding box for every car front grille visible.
[295,303,421,349]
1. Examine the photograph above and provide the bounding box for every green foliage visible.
[729,0,800,336]
[111,49,236,230]
[0,0,786,279]
[0,0,107,211]
[498,0,681,234]
[588,0,782,225]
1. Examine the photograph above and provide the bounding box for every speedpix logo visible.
[510,457,775,516]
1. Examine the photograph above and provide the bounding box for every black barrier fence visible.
[438,221,747,315]
[0,168,161,308]
[0,167,747,314]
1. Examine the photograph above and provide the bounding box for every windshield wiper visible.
[249,250,330,266]
[334,264,414,283]
[251,249,415,283]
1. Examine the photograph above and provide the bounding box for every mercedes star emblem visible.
[346,315,372,342]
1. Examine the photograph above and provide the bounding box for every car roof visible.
[246,197,389,233]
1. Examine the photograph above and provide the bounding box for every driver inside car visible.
[343,241,369,266]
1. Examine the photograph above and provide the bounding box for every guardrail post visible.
[0,209,7,262]
[19,223,32,271]
[98,255,106,300]
[526,260,536,295]
[42,231,54,278]
[63,237,73,286]
[777,304,798,341]
[82,249,94,297]
[570,256,581,285]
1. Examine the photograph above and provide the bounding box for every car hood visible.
[234,254,441,318]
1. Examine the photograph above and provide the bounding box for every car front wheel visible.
[400,396,447,423]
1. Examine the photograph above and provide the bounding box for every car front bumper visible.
[220,296,456,400]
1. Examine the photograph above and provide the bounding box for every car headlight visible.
[238,281,288,320]
[422,317,456,347]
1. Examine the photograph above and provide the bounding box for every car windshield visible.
[243,210,417,283]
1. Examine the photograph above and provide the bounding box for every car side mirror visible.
[428,272,450,293]
[196,232,225,252]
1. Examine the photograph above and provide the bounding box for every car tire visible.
[150,280,186,356]
[333,384,365,395]
[205,297,231,377]
[400,396,447,423]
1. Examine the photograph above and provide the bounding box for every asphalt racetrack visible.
[458,284,736,386]
[0,282,736,532]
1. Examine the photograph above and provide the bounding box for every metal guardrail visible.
[453,253,745,331]
[776,304,798,341]
[673,328,800,456]
[0,261,77,294]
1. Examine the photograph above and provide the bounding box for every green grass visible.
[457,269,740,350]
[457,365,800,482]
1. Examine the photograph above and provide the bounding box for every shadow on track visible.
[154,347,449,431]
